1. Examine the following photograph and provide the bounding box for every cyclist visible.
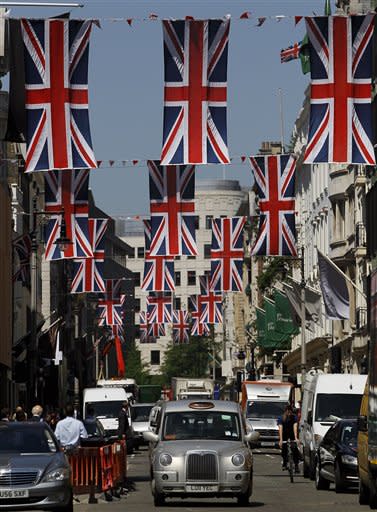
[277,404,300,473]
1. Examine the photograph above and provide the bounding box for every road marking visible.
[265,454,275,459]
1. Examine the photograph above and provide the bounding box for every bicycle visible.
[281,440,299,483]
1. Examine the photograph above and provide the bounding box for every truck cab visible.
[241,380,293,447]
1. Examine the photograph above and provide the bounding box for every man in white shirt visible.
[55,404,88,450]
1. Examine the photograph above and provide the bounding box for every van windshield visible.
[86,401,124,418]
[315,394,363,422]
[246,401,286,419]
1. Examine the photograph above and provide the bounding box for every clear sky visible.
[10,0,335,217]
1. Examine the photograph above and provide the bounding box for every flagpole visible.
[278,88,285,152]
[317,248,366,299]
[300,245,306,381]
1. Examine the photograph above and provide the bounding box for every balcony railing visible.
[356,307,367,331]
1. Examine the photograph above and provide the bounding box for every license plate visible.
[261,442,276,447]
[0,489,29,499]
[186,485,218,492]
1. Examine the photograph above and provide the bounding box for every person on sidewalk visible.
[55,404,88,452]
[118,400,134,454]
[30,405,44,422]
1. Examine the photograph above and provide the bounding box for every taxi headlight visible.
[159,453,173,466]
[231,453,245,467]
[43,467,70,482]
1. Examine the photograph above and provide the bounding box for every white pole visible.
[278,88,285,152]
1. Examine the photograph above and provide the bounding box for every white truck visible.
[241,380,294,447]
[171,377,214,400]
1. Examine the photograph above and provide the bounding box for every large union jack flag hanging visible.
[189,295,210,336]
[97,279,123,326]
[21,19,97,172]
[249,154,297,257]
[173,310,190,344]
[147,292,172,324]
[148,160,197,256]
[139,311,160,343]
[44,169,92,260]
[70,218,108,294]
[13,233,32,284]
[304,14,375,164]
[161,17,230,165]
[210,217,246,292]
[141,219,175,292]
[199,275,223,324]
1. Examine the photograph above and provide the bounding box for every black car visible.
[315,418,358,492]
[80,419,112,447]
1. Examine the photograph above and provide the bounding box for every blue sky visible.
[11,0,334,216]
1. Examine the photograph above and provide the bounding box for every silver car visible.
[0,422,72,511]
[130,403,154,448]
[144,399,259,506]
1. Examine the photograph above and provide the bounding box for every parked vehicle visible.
[171,377,214,400]
[80,419,111,447]
[96,378,138,403]
[0,421,73,511]
[83,387,132,436]
[138,384,162,403]
[143,399,259,506]
[300,372,366,480]
[131,403,155,448]
[315,419,358,492]
[240,380,294,447]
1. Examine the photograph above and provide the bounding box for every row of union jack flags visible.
[12,14,376,173]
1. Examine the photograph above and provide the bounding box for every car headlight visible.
[159,453,173,466]
[43,467,70,482]
[341,454,357,465]
[231,453,245,467]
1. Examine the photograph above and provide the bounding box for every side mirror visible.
[307,410,313,425]
[143,430,159,443]
[245,431,260,443]
[358,415,368,432]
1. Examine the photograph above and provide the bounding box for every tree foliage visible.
[160,336,214,385]
[256,257,290,293]
[124,340,151,384]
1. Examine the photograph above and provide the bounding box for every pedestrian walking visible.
[118,400,133,453]
[0,408,11,421]
[55,404,88,452]
[30,405,44,422]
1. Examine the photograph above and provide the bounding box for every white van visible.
[83,386,130,438]
[299,372,367,479]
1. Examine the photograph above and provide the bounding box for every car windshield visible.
[315,394,363,422]
[246,401,286,419]
[340,424,358,447]
[131,406,153,422]
[163,411,241,441]
[0,424,58,453]
[86,401,123,418]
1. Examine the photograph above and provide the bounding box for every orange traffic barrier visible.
[99,445,113,492]
[111,440,127,487]
[67,447,101,494]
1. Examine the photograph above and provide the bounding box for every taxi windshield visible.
[163,411,241,441]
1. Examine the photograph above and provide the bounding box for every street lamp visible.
[55,214,72,252]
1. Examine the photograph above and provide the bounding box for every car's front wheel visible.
[315,458,330,490]
[334,461,345,493]
[56,492,73,512]
[237,475,252,507]
[154,492,165,506]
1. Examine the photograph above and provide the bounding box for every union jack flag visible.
[147,292,172,324]
[210,217,246,292]
[249,154,297,257]
[139,311,159,343]
[161,17,230,165]
[97,279,123,326]
[304,14,375,164]
[70,218,108,293]
[173,310,190,344]
[199,275,223,324]
[141,219,175,291]
[189,295,209,336]
[280,41,302,63]
[148,322,166,338]
[13,233,32,284]
[44,169,92,260]
[21,19,97,172]
[148,160,197,256]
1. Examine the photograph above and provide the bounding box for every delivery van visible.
[300,372,366,480]
[241,380,294,447]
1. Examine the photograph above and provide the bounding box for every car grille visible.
[256,429,278,437]
[186,452,218,481]
[0,471,39,487]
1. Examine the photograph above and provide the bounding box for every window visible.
[187,255,196,260]
[187,270,196,286]
[175,271,181,286]
[151,350,160,365]
[134,298,141,312]
[195,215,200,229]
[137,247,145,259]
[133,272,141,287]
[175,297,181,310]
[128,248,135,259]
[135,325,140,338]
[204,244,211,259]
[205,215,213,229]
